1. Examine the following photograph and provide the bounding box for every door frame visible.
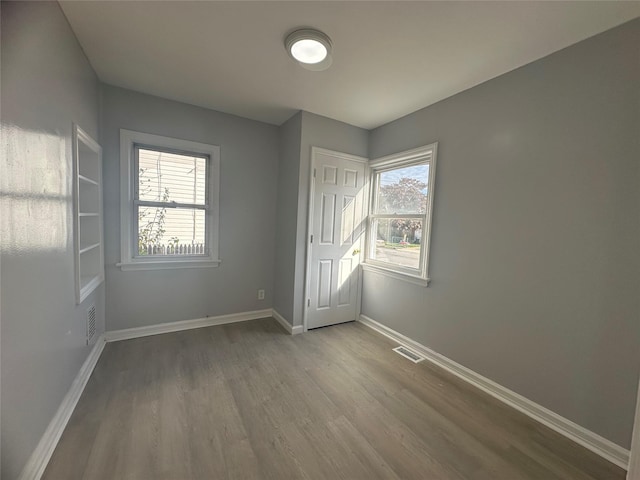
[629,376,640,479]
[303,147,369,332]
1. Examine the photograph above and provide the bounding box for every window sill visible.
[116,259,221,271]
[361,263,430,287]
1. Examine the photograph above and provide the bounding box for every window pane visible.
[376,164,429,214]
[138,148,207,205]
[372,218,422,269]
[138,206,206,255]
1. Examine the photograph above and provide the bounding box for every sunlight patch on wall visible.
[1,125,69,253]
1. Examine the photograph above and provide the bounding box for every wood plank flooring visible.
[43,318,625,480]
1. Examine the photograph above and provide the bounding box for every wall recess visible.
[73,124,104,304]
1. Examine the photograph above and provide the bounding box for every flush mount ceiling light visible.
[285,28,332,71]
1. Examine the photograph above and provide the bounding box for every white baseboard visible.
[358,314,630,470]
[272,309,304,335]
[627,378,640,480]
[19,335,106,480]
[105,308,273,342]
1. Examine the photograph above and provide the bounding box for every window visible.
[364,144,437,286]
[136,147,207,255]
[118,130,220,270]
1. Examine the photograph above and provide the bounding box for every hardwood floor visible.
[43,318,625,480]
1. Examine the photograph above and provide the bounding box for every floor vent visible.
[393,345,424,363]
[86,304,97,345]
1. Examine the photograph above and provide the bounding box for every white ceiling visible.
[59,1,640,129]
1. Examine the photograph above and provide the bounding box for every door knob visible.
[352,248,361,255]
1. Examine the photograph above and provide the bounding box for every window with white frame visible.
[365,144,437,285]
[118,130,220,271]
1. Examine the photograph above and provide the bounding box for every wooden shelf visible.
[79,174,99,186]
[79,243,100,254]
[80,274,102,295]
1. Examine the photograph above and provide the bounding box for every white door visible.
[307,148,367,329]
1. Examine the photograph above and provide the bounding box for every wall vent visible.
[86,304,97,345]
[393,346,424,363]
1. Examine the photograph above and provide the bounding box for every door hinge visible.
[310,235,313,244]
[307,299,311,307]
[313,168,316,178]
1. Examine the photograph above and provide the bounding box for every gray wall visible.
[292,112,369,326]
[0,2,103,478]
[273,113,302,323]
[100,86,279,331]
[364,19,640,448]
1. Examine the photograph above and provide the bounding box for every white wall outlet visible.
[257,289,265,300]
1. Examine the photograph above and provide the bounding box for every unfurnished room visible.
[1,1,640,479]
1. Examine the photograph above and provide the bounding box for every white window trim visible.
[364,143,438,287]
[117,129,221,271]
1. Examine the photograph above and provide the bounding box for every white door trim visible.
[628,376,640,479]
[303,147,369,332]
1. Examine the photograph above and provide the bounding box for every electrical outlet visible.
[257,289,265,300]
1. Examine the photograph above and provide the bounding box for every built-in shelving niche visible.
[73,124,104,304]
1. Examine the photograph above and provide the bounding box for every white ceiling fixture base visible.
[285,28,333,71]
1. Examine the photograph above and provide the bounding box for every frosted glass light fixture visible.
[285,29,332,71]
